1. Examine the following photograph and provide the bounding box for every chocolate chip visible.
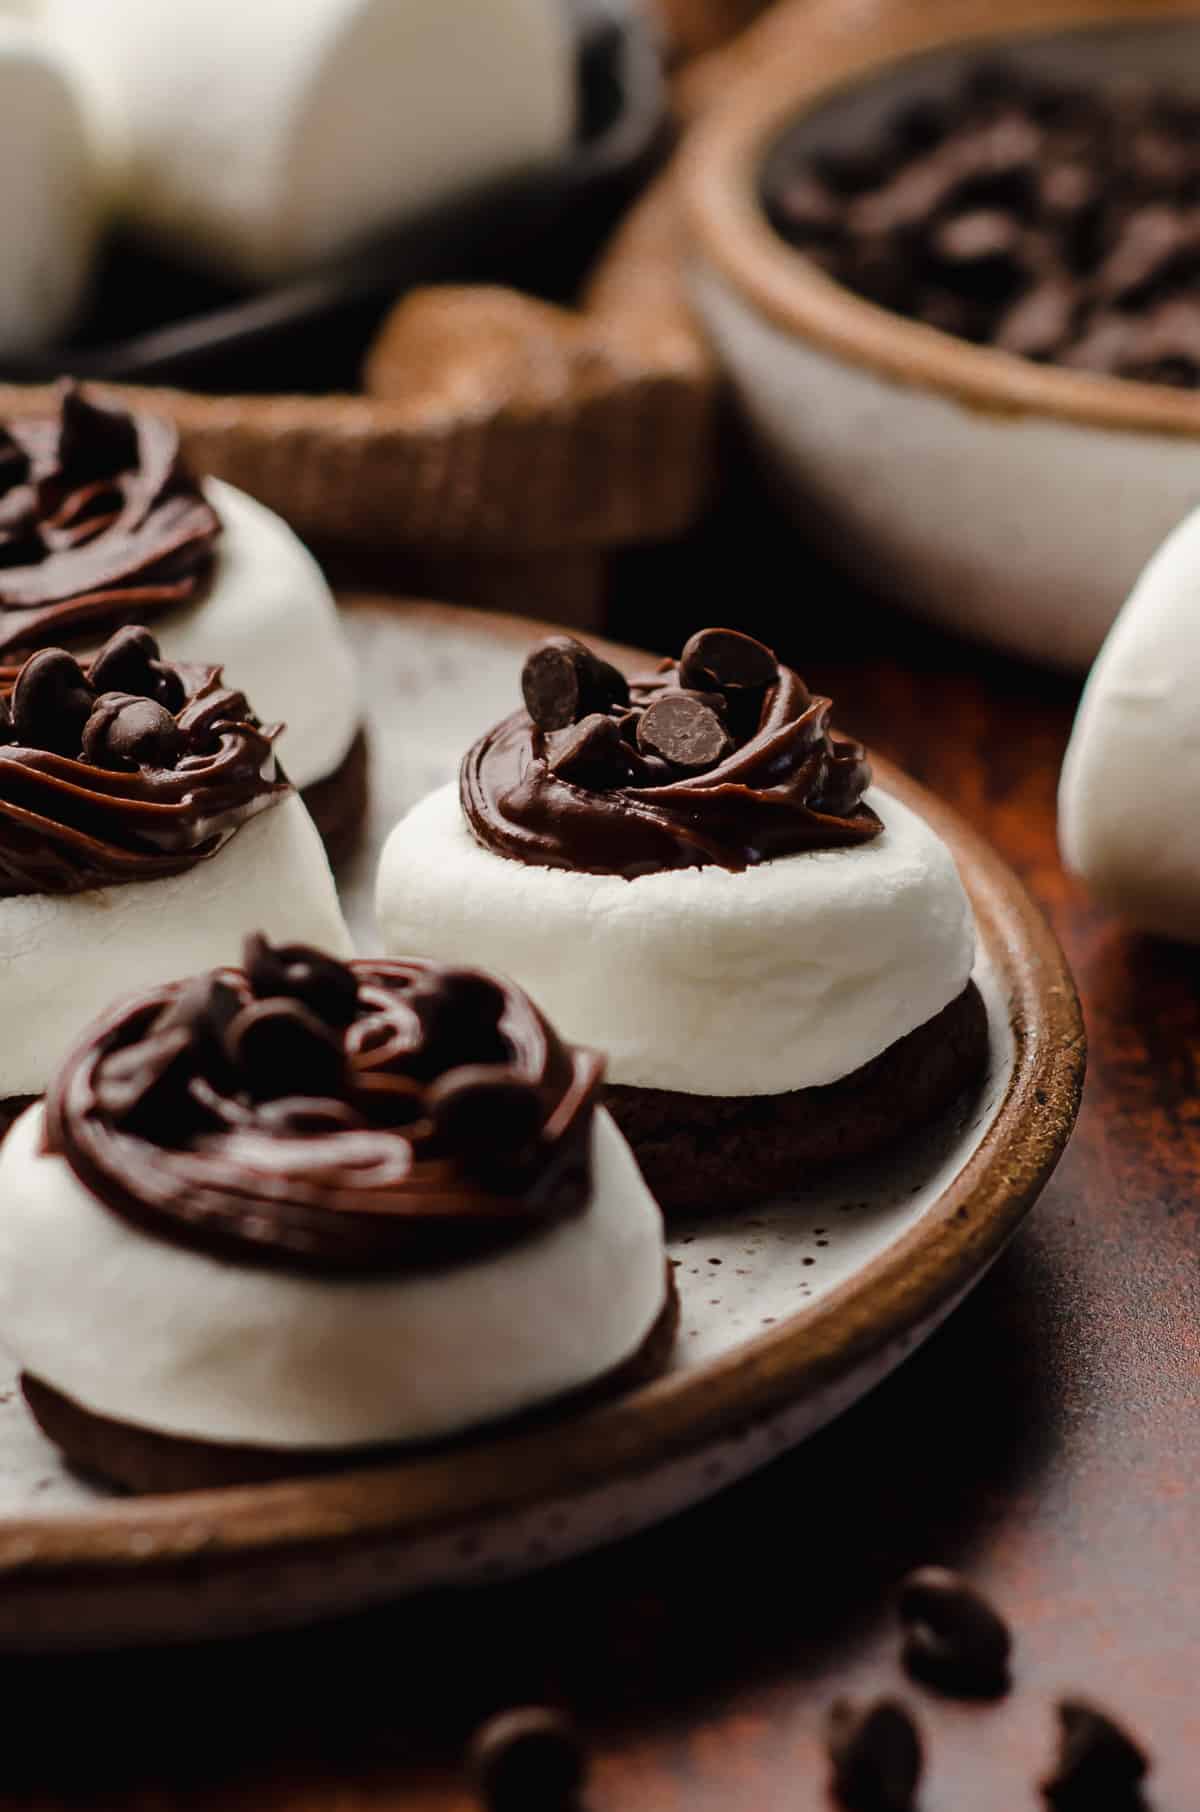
[156,974,244,1050]
[243,933,360,1028]
[827,1699,922,1812]
[1042,1700,1149,1807]
[521,636,628,731]
[11,648,93,756]
[81,693,183,771]
[898,1566,1011,1697]
[468,1707,586,1812]
[88,626,184,711]
[429,1064,545,1158]
[545,712,635,788]
[637,693,732,772]
[678,627,778,693]
[225,1000,346,1100]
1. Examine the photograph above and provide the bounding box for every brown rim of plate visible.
[0,618,1084,1599]
[678,0,1200,438]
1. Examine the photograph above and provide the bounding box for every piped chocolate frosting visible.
[0,625,285,895]
[46,938,604,1276]
[0,383,219,658]
[462,628,882,877]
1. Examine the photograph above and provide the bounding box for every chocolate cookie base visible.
[298,726,369,869]
[21,1266,680,1496]
[0,1096,36,1140]
[607,983,989,1215]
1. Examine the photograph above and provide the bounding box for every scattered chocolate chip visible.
[637,693,732,772]
[243,933,360,1027]
[827,1699,922,1812]
[429,1064,545,1158]
[678,627,778,693]
[521,636,628,731]
[88,626,184,711]
[11,648,93,756]
[404,970,510,1078]
[545,712,636,788]
[1043,1699,1149,1807]
[468,1706,586,1812]
[898,1566,1012,1697]
[81,693,183,771]
[225,1000,346,1100]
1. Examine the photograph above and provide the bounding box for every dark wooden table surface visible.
[7,475,1198,1810]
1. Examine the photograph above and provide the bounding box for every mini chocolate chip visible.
[404,970,510,1078]
[429,1064,544,1158]
[545,713,635,788]
[678,627,779,693]
[88,626,183,711]
[11,648,94,756]
[827,1699,922,1812]
[225,1000,346,1100]
[255,1096,365,1135]
[521,637,589,730]
[468,1706,586,1812]
[637,694,732,772]
[82,693,183,771]
[521,636,628,730]
[898,1566,1012,1697]
[156,974,244,1050]
[243,933,360,1027]
[1042,1700,1149,1808]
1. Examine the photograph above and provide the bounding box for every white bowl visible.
[679,0,1200,670]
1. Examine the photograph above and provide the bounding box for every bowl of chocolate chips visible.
[679,0,1200,669]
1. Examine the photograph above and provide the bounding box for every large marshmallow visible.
[1060,503,1200,941]
[43,0,574,284]
[0,19,100,355]
[0,1105,666,1448]
[376,783,976,1097]
[0,793,352,1099]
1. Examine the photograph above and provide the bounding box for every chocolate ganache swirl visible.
[462,627,882,877]
[0,625,284,896]
[0,382,219,658]
[46,937,605,1275]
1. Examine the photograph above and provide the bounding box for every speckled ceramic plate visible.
[0,603,1084,1651]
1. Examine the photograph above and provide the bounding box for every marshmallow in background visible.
[0,17,100,355]
[1060,504,1200,941]
[43,0,576,286]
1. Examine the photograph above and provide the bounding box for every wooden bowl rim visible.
[678,0,1200,438]
[0,616,1084,1589]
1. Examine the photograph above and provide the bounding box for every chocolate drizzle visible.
[0,627,285,896]
[0,383,219,658]
[46,940,605,1276]
[462,628,881,877]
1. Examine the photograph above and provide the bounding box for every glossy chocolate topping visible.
[0,626,285,896]
[462,628,881,877]
[0,383,219,658]
[46,939,605,1276]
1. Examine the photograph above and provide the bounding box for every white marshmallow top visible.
[0,792,351,1100]
[0,1104,667,1449]
[43,0,574,284]
[376,783,976,1096]
[1060,502,1200,941]
[0,18,101,355]
[82,480,362,795]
